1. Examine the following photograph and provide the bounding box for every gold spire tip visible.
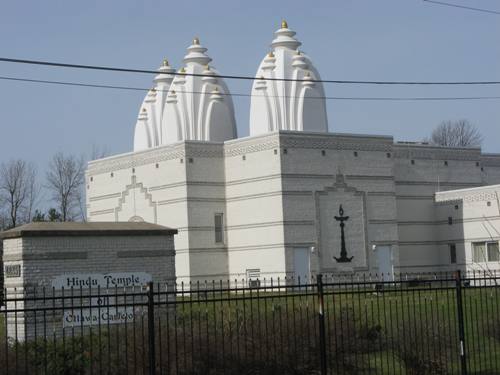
[179,67,186,73]
[281,19,288,29]
[162,58,169,66]
[193,37,200,45]
[268,51,274,58]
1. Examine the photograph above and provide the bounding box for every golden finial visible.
[179,67,186,73]
[213,87,219,92]
[205,64,210,71]
[259,75,265,80]
[162,58,169,66]
[193,37,200,45]
[171,89,176,95]
[142,108,146,112]
[281,19,288,29]
[295,49,301,55]
[268,51,274,58]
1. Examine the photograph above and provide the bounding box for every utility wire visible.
[2,74,500,101]
[1,56,500,85]
[423,0,500,15]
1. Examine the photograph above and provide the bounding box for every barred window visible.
[214,213,224,243]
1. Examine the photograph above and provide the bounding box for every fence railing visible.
[1,270,500,374]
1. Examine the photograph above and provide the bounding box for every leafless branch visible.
[45,152,86,222]
[0,160,39,228]
[429,119,483,147]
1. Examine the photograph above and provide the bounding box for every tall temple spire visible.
[249,22,328,135]
[161,38,237,144]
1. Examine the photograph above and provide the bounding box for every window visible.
[473,241,500,262]
[449,244,456,264]
[411,159,415,165]
[473,242,486,263]
[488,242,500,262]
[214,213,224,243]
[448,217,453,225]
[321,150,326,156]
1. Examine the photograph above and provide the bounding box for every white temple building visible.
[86,21,500,283]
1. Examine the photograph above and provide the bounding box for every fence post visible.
[147,281,156,375]
[455,270,468,375]
[317,274,327,375]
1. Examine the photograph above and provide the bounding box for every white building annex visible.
[86,21,500,283]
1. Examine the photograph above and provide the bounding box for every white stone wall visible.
[393,144,486,273]
[86,131,500,281]
[436,185,500,273]
[224,134,286,280]
[277,132,398,276]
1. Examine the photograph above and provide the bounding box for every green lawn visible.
[1,285,500,374]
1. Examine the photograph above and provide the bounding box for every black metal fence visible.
[1,271,500,374]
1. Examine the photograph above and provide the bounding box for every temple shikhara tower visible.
[134,38,236,150]
[249,20,327,135]
[86,21,500,283]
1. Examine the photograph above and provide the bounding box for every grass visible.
[1,284,500,374]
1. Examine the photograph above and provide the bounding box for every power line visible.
[2,74,500,101]
[423,0,500,15]
[1,56,500,86]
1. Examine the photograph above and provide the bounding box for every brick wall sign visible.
[52,272,152,328]
[0,222,177,340]
[51,272,152,289]
[62,296,135,328]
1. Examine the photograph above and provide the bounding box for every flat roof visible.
[0,222,178,239]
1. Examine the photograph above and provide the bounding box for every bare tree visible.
[46,152,86,222]
[0,160,38,228]
[429,119,483,147]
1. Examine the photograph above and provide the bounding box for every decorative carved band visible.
[393,146,480,161]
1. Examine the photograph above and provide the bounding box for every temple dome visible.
[249,21,328,135]
[133,59,176,151]
[161,38,237,144]
[133,39,237,151]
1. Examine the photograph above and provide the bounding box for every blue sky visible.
[0,0,499,175]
